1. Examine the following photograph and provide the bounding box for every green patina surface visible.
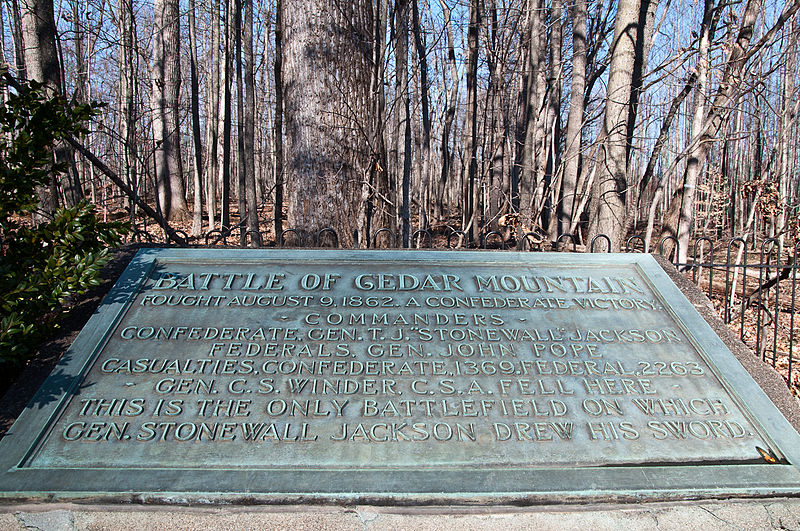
[1,249,799,503]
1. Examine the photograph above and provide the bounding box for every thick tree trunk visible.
[19,0,59,89]
[283,0,374,247]
[521,0,547,227]
[19,0,75,218]
[511,32,528,216]
[777,18,798,253]
[151,0,187,221]
[588,0,642,250]
[9,0,26,78]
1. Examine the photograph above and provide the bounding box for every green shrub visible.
[0,76,127,368]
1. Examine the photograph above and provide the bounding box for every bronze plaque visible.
[1,249,799,502]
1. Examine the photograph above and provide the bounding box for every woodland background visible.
[4,0,800,254]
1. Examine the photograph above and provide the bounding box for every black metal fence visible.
[129,226,800,395]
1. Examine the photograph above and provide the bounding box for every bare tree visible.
[151,0,187,220]
[559,0,586,236]
[435,0,459,223]
[274,0,284,238]
[588,0,651,250]
[520,0,547,227]
[243,0,260,245]
[219,0,233,230]
[411,0,432,230]
[204,0,221,230]
[20,0,80,216]
[660,0,800,260]
[188,0,203,236]
[117,0,138,224]
[17,0,799,251]
[396,0,412,246]
[463,0,481,242]
[283,0,375,246]
[8,0,26,78]
[545,0,563,240]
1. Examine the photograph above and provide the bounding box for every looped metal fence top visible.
[659,235,680,257]
[555,233,576,252]
[372,228,396,248]
[411,229,433,248]
[316,227,338,248]
[590,234,612,253]
[446,230,468,249]
[625,234,646,253]
[481,231,506,249]
[278,228,303,247]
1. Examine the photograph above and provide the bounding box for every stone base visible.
[2,498,800,530]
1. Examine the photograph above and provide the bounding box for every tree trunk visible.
[559,0,586,236]
[484,0,509,229]
[19,0,59,90]
[521,0,546,227]
[235,0,247,245]
[411,0,431,230]
[436,0,459,223]
[511,26,529,216]
[19,0,73,218]
[274,0,284,238]
[588,0,643,250]
[777,18,798,253]
[545,0,563,240]
[204,0,220,230]
[188,0,203,236]
[71,0,88,196]
[283,0,374,247]
[396,0,412,247]
[243,0,260,245]
[9,0,26,78]
[117,0,138,224]
[151,0,187,221]
[219,0,233,230]
[364,0,390,240]
[463,0,480,242]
